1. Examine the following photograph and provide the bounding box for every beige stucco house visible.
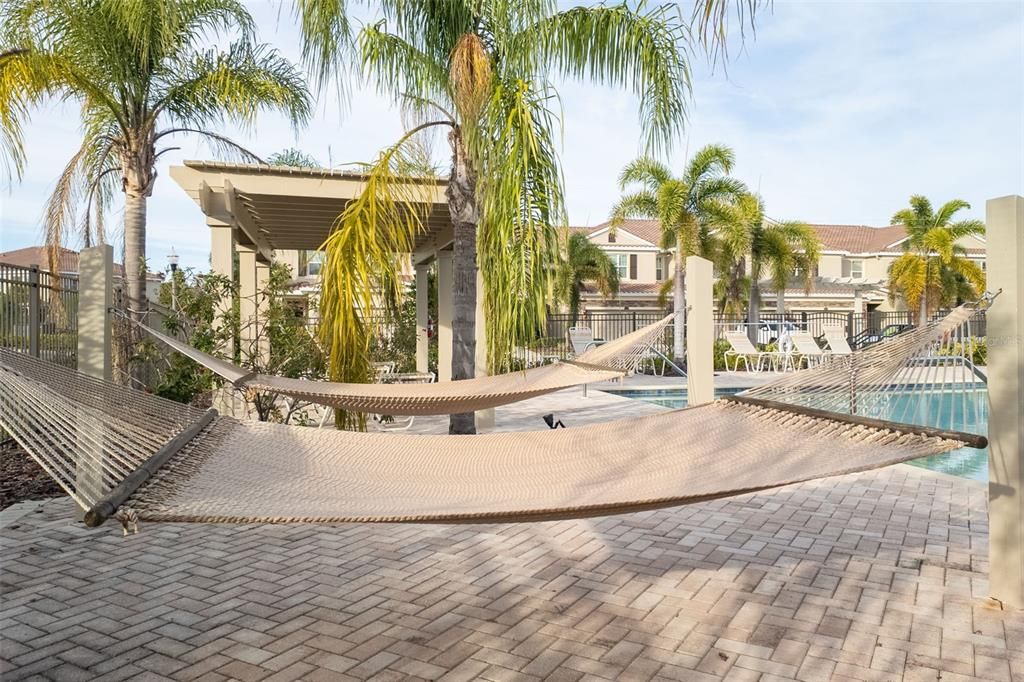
[572,220,987,315]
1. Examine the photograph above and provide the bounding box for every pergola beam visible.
[223,180,273,262]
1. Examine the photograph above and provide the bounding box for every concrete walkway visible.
[1,383,1021,682]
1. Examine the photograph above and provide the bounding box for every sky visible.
[1,0,1022,272]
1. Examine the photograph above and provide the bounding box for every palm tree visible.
[748,214,820,325]
[301,1,691,434]
[554,231,620,324]
[267,148,320,168]
[888,195,985,321]
[609,145,746,361]
[1,0,311,319]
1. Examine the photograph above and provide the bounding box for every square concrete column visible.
[986,194,1024,608]
[474,268,494,430]
[76,245,113,513]
[78,245,113,381]
[255,259,271,366]
[237,245,258,364]
[209,219,234,358]
[685,256,714,406]
[415,262,430,373]
[437,251,453,382]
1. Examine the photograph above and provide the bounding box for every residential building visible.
[571,221,986,315]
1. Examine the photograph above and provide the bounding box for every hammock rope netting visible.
[0,305,986,533]
[137,314,674,415]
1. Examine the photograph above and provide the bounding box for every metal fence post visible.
[27,264,40,358]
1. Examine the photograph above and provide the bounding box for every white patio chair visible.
[823,326,853,356]
[723,331,779,373]
[568,326,604,356]
[789,331,830,369]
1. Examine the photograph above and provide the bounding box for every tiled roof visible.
[0,245,162,279]
[0,246,82,273]
[808,224,908,254]
[593,219,663,246]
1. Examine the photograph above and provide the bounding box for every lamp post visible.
[167,247,179,311]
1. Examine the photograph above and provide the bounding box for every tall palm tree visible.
[748,211,820,324]
[888,195,985,321]
[554,231,619,324]
[1,0,311,318]
[609,145,746,361]
[301,1,691,434]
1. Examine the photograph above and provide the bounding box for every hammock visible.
[0,305,985,532]
[138,315,673,415]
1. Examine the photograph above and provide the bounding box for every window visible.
[611,253,628,279]
[607,232,616,244]
[656,256,664,281]
[301,250,325,277]
[844,258,863,279]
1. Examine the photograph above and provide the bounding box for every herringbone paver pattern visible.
[1,465,1021,681]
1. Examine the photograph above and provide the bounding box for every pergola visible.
[170,161,490,419]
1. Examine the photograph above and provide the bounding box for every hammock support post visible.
[83,409,218,528]
[986,194,1024,608]
[75,245,113,512]
[686,256,714,406]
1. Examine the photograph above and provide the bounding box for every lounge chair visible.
[789,331,830,369]
[823,326,853,356]
[723,330,779,372]
[567,325,603,355]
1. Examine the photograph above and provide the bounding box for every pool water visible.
[610,388,989,481]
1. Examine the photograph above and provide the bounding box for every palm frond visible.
[520,2,692,154]
[476,77,564,372]
[690,0,766,64]
[317,133,442,429]
[158,41,311,129]
[617,156,672,192]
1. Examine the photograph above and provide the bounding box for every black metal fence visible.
[0,262,78,368]
[517,307,988,364]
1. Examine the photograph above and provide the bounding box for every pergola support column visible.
[986,194,1024,609]
[437,252,453,382]
[415,262,430,374]
[255,260,271,366]
[237,245,258,366]
[209,219,234,358]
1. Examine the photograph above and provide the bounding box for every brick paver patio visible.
[2,462,1021,682]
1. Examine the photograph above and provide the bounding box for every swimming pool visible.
[608,387,989,481]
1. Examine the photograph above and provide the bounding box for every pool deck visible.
[1,379,1022,682]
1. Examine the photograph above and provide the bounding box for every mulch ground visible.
[0,440,65,510]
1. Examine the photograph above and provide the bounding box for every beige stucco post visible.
[237,245,258,364]
[255,260,271,365]
[475,268,494,430]
[209,219,234,356]
[76,245,113,512]
[415,262,430,374]
[78,245,113,381]
[685,256,714,406]
[437,251,453,382]
[986,194,1024,609]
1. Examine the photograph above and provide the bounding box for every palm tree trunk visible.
[776,289,785,316]
[123,192,148,318]
[672,250,685,362]
[446,129,478,435]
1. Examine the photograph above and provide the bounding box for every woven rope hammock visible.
[138,315,673,415]
[0,305,986,532]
